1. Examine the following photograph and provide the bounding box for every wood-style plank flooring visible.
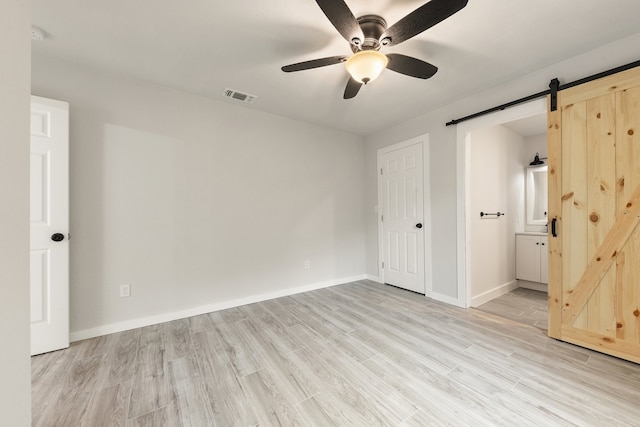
[32,280,640,426]
[477,287,549,331]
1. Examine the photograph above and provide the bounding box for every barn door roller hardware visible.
[548,78,560,112]
[446,59,640,126]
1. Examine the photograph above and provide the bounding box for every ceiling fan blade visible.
[344,77,362,99]
[281,56,348,72]
[316,0,364,46]
[381,0,468,47]
[386,54,438,79]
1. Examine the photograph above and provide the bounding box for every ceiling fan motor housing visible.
[351,15,387,52]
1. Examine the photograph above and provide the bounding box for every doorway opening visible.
[455,98,548,314]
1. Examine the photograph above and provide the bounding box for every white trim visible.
[378,137,425,154]
[455,129,467,307]
[422,141,434,299]
[428,291,463,307]
[470,280,519,307]
[70,275,366,342]
[456,98,547,308]
[463,132,472,307]
[376,134,432,297]
[518,280,548,293]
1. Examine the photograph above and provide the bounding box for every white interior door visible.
[380,142,425,294]
[30,96,69,356]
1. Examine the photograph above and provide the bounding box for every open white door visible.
[30,96,69,356]
[379,141,425,294]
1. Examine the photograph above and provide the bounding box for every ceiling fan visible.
[281,0,468,99]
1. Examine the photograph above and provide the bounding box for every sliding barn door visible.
[548,67,640,363]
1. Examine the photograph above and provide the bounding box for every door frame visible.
[455,98,547,308]
[377,134,432,296]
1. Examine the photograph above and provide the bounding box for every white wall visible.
[524,133,547,166]
[0,0,32,424]
[365,31,640,302]
[468,125,524,305]
[32,55,366,338]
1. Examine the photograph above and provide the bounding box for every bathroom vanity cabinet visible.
[516,233,548,284]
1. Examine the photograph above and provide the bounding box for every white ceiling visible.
[32,0,640,136]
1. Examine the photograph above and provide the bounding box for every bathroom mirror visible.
[526,165,548,225]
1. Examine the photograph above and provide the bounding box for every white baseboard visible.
[427,290,466,308]
[70,274,367,342]
[518,280,548,293]
[359,277,466,309]
[470,280,519,307]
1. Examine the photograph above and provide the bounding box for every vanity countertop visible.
[516,232,548,236]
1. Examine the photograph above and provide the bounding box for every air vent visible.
[222,88,257,104]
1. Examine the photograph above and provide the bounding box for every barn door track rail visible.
[445,59,640,126]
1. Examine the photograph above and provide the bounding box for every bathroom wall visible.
[524,133,547,166]
[468,125,525,306]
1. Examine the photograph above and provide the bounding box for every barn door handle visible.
[416,223,423,229]
[551,218,557,237]
[51,233,65,242]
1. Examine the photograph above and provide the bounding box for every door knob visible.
[51,233,65,242]
[416,223,423,229]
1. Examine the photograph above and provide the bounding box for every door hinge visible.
[382,262,384,269]
[380,168,383,175]
[381,214,384,222]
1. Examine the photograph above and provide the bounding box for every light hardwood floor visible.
[32,280,640,426]
[477,287,549,331]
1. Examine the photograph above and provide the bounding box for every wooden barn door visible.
[548,66,640,363]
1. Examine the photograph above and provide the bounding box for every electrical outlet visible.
[120,284,131,297]
[304,259,311,270]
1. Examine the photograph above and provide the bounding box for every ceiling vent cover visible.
[222,88,257,104]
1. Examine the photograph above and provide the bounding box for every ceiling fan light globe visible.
[345,50,388,84]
